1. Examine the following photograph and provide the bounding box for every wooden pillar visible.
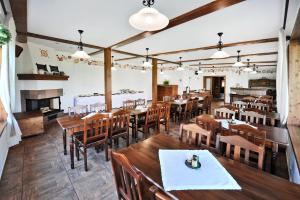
[104,48,112,111]
[152,58,158,105]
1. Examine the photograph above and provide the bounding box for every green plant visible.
[163,80,170,85]
[0,25,11,46]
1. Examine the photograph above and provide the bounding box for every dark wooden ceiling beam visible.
[17,32,104,50]
[10,0,27,42]
[152,38,278,57]
[110,0,245,48]
[112,49,178,64]
[179,51,278,63]
[115,56,139,62]
[89,49,103,56]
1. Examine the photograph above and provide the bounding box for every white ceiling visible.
[27,0,299,65]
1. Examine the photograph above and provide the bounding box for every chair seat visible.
[74,133,106,146]
[111,128,128,136]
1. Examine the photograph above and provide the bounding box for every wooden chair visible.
[149,186,172,200]
[240,110,266,125]
[162,96,172,102]
[250,102,270,112]
[135,98,146,107]
[196,115,221,147]
[138,106,160,138]
[229,124,266,147]
[192,98,199,117]
[198,95,211,114]
[219,135,265,169]
[68,105,88,116]
[159,103,171,133]
[214,107,236,119]
[232,101,248,109]
[181,100,194,122]
[110,151,144,200]
[123,100,136,110]
[90,102,106,112]
[74,113,109,171]
[179,123,212,147]
[110,109,131,148]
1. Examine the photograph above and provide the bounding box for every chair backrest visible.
[219,135,265,169]
[196,115,221,132]
[239,110,266,125]
[162,96,172,102]
[159,103,171,120]
[68,105,88,116]
[145,106,160,125]
[111,109,130,134]
[232,101,248,109]
[149,186,172,200]
[250,102,270,112]
[242,96,257,103]
[123,100,136,110]
[214,107,236,119]
[90,103,106,112]
[110,151,143,200]
[229,124,266,147]
[83,113,109,145]
[185,100,194,113]
[135,98,146,107]
[179,123,211,147]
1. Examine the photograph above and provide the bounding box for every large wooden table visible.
[119,134,300,200]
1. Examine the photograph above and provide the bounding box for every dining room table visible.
[118,133,300,200]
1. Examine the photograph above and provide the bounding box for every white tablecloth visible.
[74,93,146,108]
[215,119,257,129]
[159,150,241,191]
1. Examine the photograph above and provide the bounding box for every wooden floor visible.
[0,101,289,200]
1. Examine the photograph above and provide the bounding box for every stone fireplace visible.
[20,89,64,123]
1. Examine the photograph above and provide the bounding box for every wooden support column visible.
[104,48,112,111]
[152,58,158,105]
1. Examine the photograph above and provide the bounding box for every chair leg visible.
[105,142,109,162]
[75,140,80,161]
[126,131,130,147]
[84,148,88,171]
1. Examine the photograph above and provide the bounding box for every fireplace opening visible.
[25,97,62,116]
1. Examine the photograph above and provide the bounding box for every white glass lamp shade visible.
[141,69,147,73]
[111,66,117,71]
[211,71,216,75]
[160,70,164,75]
[72,50,91,59]
[129,7,169,31]
[233,61,245,67]
[177,66,184,71]
[198,69,203,74]
[210,49,230,59]
[143,61,152,67]
[250,70,257,74]
[243,67,253,72]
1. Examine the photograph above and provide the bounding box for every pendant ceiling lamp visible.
[72,30,91,59]
[160,69,164,74]
[111,56,117,71]
[129,0,169,31]
[143,48,152,67]
[177,57,184,71]
[198,62,203,74]
[250,64,257,74]
[141,67,147,73]
[211,66,216,75]
[243,59,253,72]
[210,32,230,59]
[233,50,245,67]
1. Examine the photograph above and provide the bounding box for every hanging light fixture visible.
[250,64,258,74]
[142,48,152,67]
[233,50,245,67]
[177,57,184,71]
[211,66,216,75]
[243,59,253,72]
[198,62,203,74]
[160,69,164,75]
[71,30,91,59]
[210,32,230,59]
[141,67,147,73]
[129,0,169,31]
[111,56,117,71]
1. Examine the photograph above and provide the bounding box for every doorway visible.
[203,76,226,101]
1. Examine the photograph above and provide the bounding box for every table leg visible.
[271,118,275,127]
[271,143,279,174]
[70,135,75,169]
[135,115,138,142]
[63,129,67,155]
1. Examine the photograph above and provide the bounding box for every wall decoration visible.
[40,49,49,58]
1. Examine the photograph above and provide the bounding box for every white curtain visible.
[276,28,289,125]
[0,17,21,146]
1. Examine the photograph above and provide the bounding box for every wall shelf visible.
[17,74,69,81]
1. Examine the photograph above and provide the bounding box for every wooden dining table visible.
[118,133,300,200]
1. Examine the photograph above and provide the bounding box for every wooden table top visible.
[118,134,300,200]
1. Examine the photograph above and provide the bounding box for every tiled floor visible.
[0,101,289,200]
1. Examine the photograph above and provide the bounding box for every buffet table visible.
[74,92,146,108]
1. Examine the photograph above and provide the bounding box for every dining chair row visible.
[123,98,146,110]
[68,103,107,116]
